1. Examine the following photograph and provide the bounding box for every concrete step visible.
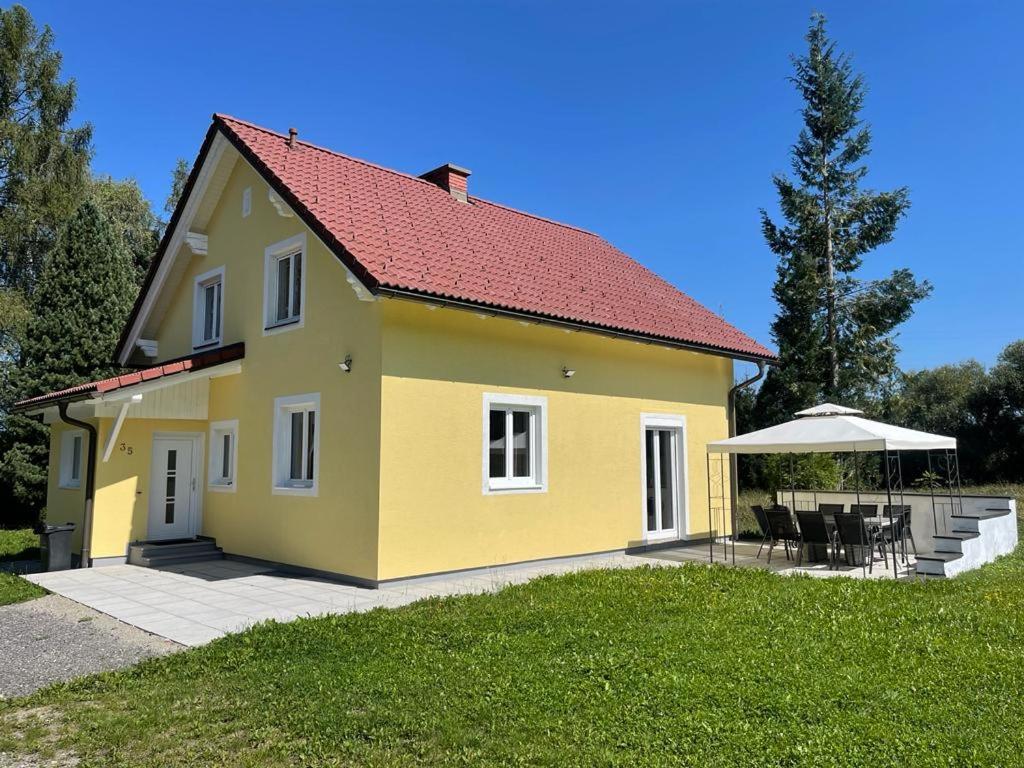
[915,551,962,577]
[933,531,979,553]
[128,538,223,568]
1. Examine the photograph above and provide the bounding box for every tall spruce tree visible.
[754,14,931,427]
[0,201,135,513]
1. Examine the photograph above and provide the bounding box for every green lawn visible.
[0,527,45,606]
[0,493,1022,767]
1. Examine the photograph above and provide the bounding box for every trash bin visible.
[37,522,76,571]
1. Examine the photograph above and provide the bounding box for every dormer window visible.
[193,267,224,349]
[263,233,307,335]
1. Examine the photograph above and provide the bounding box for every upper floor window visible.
[193,267,224,349]
[59,429,84,489]
[482,393,547,494]
[272,392,320,496]
[264,233,306,334]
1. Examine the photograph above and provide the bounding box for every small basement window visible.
[208,420,238,491]
[273,393,320,495]
[264,234,306,334]
[483,393,547,493]
[59,430,85,489]
[193,267,224,349]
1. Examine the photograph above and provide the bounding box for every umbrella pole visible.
[706,452,714,564]
[855,447,865,578]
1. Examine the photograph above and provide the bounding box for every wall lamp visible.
[562,367,576,379]
[339,355,353,373]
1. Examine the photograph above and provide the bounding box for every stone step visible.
[915,551,962,577]
[932,531,979,553]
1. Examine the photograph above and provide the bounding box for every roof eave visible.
[375,285,777,364]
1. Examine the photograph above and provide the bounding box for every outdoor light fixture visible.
[339,355,353,373]
[562,367,575,379]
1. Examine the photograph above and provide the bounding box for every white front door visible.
[644,426,680,540]
[148,437,198,540]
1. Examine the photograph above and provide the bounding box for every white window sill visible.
[263,317,303,336]
[58,482,81,490]
[644,530,679,542]
[484,481,546,496]
[208,482,236,494]
[272,483,318,497]
[193,339,222,352]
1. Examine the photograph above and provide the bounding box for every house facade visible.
[18,115,773,585]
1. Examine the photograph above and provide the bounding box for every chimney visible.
[287,127,298,148]
[419,163,471,203]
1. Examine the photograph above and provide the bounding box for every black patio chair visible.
[764,508,799,564]
[882,504,917,563]
[794,510,839,569]
[751,505,772,559]
[833,511,888,574]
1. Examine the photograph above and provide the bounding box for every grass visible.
[0,527,45,606]
[0,489,1021,766]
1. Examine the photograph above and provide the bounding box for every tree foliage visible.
[755,14,930,428]
[162,157,189,228]
[0,200,135,512]
[89,175,159,284]
[0,4,91,299]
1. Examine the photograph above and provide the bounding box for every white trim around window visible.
[192,266,225,350]
[58,429,85,489]
[272,393,320,496]
[482,393,548,495]
[263,233,307,336]
[207,419,238,492]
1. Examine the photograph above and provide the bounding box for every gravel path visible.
[0,595,180,699]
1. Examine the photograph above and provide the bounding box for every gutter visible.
[376,286,776,365]
[57,403,97,568]
[727,361,767,528]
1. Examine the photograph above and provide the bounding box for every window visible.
[208,420,238,492]
[272,393,320,495]
[263,234,306,334]
[192,267,224,349]
[59,430,85,489]
[482,393,547,493]
[242,186,252,218]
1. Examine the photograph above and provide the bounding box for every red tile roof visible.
[213,115,773,360]
[14,343,244,411]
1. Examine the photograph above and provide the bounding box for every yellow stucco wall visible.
[44,421,90,553]
[90,417,208,559]
[146,157,382,580]
[376,299,733,580]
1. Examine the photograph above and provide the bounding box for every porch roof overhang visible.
[707,404,956,455]
[13,342,245,416]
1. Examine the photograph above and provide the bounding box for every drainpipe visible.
[727,360,767,529]
[57,402,97,568]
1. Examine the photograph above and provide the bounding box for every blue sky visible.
[28,1,1023,380]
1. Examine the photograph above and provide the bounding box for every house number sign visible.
[119,442,134,456]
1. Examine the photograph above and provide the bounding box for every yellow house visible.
[16,115,773,586]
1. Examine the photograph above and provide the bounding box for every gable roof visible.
[118,115,773,362]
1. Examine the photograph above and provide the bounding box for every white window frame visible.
[263,233,307,336]
[58,430,85,489]
[192,266,225,350]
[242,186,252,218]
[639,413,689,541]
[482,393,547,495]
[272,392,320,496]
[207,419,238,492]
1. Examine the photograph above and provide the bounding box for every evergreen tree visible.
[90,175,159,285]
[755,14,930,427]
[162,157,189,230]
[0,201,134,513]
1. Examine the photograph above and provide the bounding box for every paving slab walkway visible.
[24,542,911,648]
